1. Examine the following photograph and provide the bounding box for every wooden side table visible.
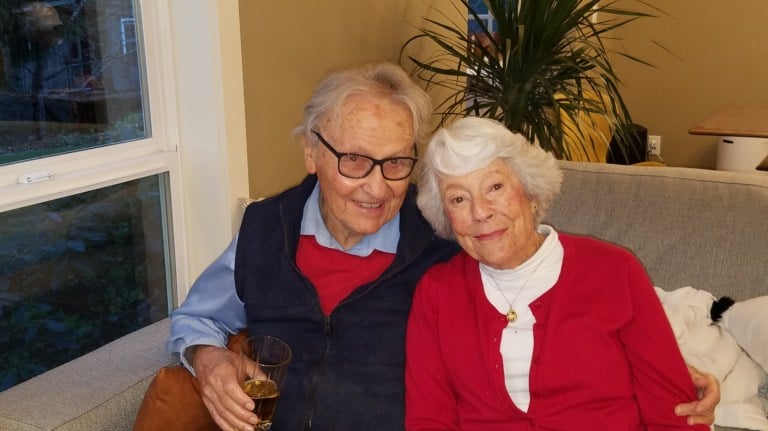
[689,103,768,172]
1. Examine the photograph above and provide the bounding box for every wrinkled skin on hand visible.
[674,365,721,426]
[191,345,260,431]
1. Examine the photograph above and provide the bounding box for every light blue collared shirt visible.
[300,182,400,256]
[166,182,401,371]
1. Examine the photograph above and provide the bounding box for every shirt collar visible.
[300,182,400,256]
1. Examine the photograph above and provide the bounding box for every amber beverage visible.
[238,335,292,431]
[242,378,279,428]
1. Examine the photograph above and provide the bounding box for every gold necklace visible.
[482,236,546,323]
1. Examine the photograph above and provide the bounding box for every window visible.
[0,0,187,391]
[1,0,247,392]
[467,0,497,34]
[0,174,169,389]
[0,0,166,391]
[0,0,146,166]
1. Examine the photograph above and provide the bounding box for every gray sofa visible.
[1,161,766,430]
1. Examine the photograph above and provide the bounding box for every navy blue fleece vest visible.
[235,175,458,431]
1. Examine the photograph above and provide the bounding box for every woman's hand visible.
[674,364,720,425]
[191,345,260,431]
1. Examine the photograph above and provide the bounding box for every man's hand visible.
[191,345,260,431]
[674,364,720,426]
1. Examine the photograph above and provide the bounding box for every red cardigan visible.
[405,234,708,431]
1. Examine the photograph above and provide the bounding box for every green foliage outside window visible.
[0,175,169,391]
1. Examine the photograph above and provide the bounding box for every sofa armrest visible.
[0,318,175,431]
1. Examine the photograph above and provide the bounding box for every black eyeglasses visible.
[311,130,418,181]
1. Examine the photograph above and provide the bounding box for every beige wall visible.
[239,1,459,198]
[610,0,768,168]
[238,1,763,179]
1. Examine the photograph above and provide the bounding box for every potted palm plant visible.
[400,0,656,162]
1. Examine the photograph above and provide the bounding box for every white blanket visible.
[655,287,768,430]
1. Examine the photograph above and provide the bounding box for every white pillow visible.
[655,286,741,382]
[656,287,768,428]
[715,352,768,430]
[719,295,768,374]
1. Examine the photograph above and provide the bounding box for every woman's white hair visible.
[417,116,563,239]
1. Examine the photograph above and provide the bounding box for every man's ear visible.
[303,139,317,174]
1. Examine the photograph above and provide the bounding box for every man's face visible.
[304,94,415,249]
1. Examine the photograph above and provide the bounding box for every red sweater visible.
[405,234,708,431]
[297,235,395,315]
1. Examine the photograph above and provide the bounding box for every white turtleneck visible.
[479,224,564,412]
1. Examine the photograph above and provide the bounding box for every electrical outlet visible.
[647,135,661,156]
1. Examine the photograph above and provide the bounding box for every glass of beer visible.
[238,335,292,430]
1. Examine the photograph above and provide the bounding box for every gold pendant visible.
[506,308,517,322]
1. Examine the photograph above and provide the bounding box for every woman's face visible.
[439,159,540,269]
[304,93,414,249]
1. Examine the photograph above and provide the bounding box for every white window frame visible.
[0,0,249,306]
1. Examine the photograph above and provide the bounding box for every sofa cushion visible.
[0,318,174,431]
[546,161,768,302]
[132,366,218,431]
[133,331,248,430]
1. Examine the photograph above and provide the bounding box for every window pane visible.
[467,0,495,33]
[0,0,147,166]
[0,174,170,391]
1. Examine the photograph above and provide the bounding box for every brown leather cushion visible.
[132,331,248,430]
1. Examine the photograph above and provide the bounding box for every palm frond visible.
[401,0,657,161]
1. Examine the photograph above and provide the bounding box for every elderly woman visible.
[406,117,711,431]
